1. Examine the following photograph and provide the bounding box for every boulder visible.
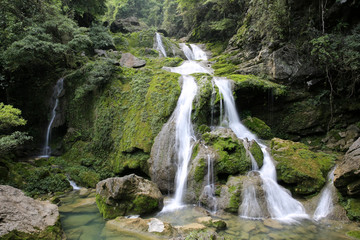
[95,174,163,219]
[105,216,177,237]
[271,138,336,195]
[0,185,61,238]
[110,17,142,33]
[119,52,146,68]
[203,128,251,180]
[148,114,177,193]
[334,137,360,196]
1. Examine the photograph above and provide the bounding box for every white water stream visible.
[155,32,167,57]
[161,42,210,211]
[214,78,309,222]
[313,167,336,221]
[41,78,64,157]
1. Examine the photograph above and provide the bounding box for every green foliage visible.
[344,198,360,221]
[0,103,26,130]
[74,58,118,100]
[105,0,164,27]
[89,23,115,50]
[0,131,32,154]
[0,103,31,154]
[24,167,70,196]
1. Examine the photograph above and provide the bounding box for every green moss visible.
[194,158,206,182]
[243,116,273,140]
[345,198,360,221]
[224,176,245,213]
[192,74,213,127]
[96,194,125,219]
[203,132,250,179]
[206,42,228,57]
[249,141,263,168]
[213,63,237,76]
[230,74,287,97]
[133,195,159,213]
[271,138,336,195]
[347,231,360,239]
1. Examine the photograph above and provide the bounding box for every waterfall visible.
[69,180,81,190]
[190,44,208,60]
[180,43,195,60]
[42,78,64,157]
[214,78,309,222]
[155,32,167,57]
[240,181,263,219]
[161,44,210,211]
[313,167,336,221]
[203,154,217,212]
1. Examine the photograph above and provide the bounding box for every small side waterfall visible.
[313,167,336,221]
[203,154,217,212]
[69,180,81,190]
[155,32,167,57]
[179,43,195,60]
[214,78,309,222]
[190,44,207,60]
[42,78,64,157]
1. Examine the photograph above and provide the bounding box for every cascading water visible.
[155,32,167,57]
[190,44,207,60]
[214,78,309,222]
[313,167,336,221]
[202,154,217,212]
[69,179,81,190]
[179,43,195,60]
[42,78,64,157]
[161,44,210,211]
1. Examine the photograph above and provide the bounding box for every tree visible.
[0,103,31,154]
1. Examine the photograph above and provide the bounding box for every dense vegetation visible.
[0,0,360,227]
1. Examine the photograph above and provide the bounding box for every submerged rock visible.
[120,52,146,68]
[0,185,62,238]
[95,174,163,219]
[106,216,177,238]
[271,138,336,195]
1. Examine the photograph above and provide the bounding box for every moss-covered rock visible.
[217,176,245,213]
[203,129,251,180]
[243,116,273,140]
[249,140,263,168]
[95,174,163,219]
[344,198,360,221]
[271,138,336,195]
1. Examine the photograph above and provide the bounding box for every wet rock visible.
[271,138,336,195]
[186,141,217,206]
[334,137,360,197]
[95,174,163,219]
[324,125,360,152]
[148,114,177,193]
[0,185,61,237]
[106,216,177,237]
[119,52,146,68]
[110,17,143,33]
[196,217,227,231]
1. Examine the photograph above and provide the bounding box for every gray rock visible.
[334,137,360,196]
[96,174,163,218]
[0,185,60,236]
[148,114,177,193]
[119,53,146,68]
[110,17,142,33]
